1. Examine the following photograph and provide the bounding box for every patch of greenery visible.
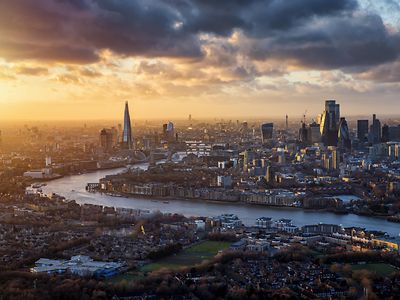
[351,263,397,277]
[141,241,231,273]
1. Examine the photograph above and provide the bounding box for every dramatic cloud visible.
[2,0,400,121]
[1,0,398,70]
[16,66,49,76]
[356,60,400,82]
[244,13,400,69]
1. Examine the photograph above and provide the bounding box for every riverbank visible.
[94,190,352,215]
[41,167,400,237]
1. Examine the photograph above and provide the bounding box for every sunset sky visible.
[1,0,400,121]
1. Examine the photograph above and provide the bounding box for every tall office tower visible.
[100,128,114,152]
[334,103,340,125]
[243,150,249,172]
[320,100,339,146]
[166,121,174,134]
[162,123,168,136]
[382,124,389,143]
[166,121,175,141]
[111,127,118,146]
[337,117,351,152]
[308,122,321,144]
[357,120,369,142]
[369,114,381,144]
[332,148,339,170]
[298,122,308,145]
[122,101,133,150]
[260,123,273,143]
[382,125,400,142]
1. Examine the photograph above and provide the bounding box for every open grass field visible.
[110,240,232,283]
[108,271,145,283]
[351,263,398,277]
[141,240,232,273]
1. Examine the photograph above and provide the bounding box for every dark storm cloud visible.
[0,0,399,75]
[246,13,400,68]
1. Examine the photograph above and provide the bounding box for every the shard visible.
[122,101,133,150]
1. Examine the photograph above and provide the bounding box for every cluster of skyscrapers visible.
[297,100,350,152]
[357,115,400,145]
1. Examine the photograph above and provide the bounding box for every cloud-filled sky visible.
[0,0,400,120]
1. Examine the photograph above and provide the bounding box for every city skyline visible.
[3,1,400,297]
[1,0,400,120]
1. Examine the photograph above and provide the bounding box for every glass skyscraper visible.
[260,123,273,143]
[122,101,133,150]
[320,100,340,146]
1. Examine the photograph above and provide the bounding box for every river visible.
[41,162,400,237]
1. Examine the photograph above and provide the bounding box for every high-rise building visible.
[122,101,133,149]
[322,147,340,171]
[338,117,351,152]
[382,124,400,142]
[308,122,321,144]
[298,123,308,144]
[369,114,381,144]
[299,122,321,146]
[100,128,114,152]
[382,124,389,143]
[320,100,340,146]
[357,120,369,142]
[260,123,273,143]
[163,121,175,142]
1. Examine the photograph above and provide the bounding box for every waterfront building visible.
[122,101,133,150]
[217,175,232,188]
[302,224,344,234]
[255,217,273,229]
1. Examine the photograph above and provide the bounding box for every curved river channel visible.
[42,162,400,237]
